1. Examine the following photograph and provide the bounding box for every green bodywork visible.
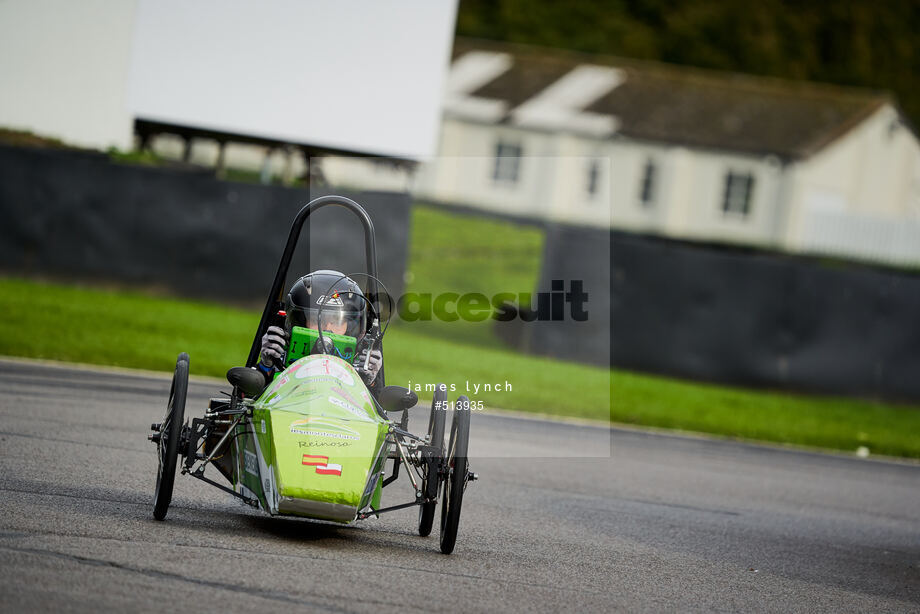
[232,354,389,523]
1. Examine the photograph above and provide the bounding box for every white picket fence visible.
[798,209,920,267]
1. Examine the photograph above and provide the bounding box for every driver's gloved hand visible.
[355,348,382,385]
[258,326,288,373]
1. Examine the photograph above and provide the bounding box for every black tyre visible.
[418,385,447,536]
[153,353,189,521]
[439,395,471,554]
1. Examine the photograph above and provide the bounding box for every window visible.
[638,159,656,206]
[722,171,755,216]
[586,159,600,196]
[492,141,522,184]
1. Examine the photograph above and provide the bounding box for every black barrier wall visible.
[0,145,410,306]
[512,224,920,401]
[4,145,919,401]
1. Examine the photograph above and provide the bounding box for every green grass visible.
[107,147,163,167]
[611,371,920,458]
[0,278,259,375]
[2,276,919,458]
[399,204,544,348]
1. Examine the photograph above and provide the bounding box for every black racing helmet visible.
[284,270,367,338]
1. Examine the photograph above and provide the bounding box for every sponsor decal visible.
[328,395,367,419]
[299,440,351,448]
[289,417,360,441]
[330,385,364,408]
[290,389,323,401]
[338,380,373,406]
[294,358,354,386]
[260,419,266,434]
[302,454,342,476]
[244,449,259,477]
[316,293,345,307]
[265,383,324,407]
[264,374,291,398]
[303,375,347,387]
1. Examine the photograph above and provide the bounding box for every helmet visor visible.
[287,306,365,337]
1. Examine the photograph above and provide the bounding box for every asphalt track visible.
[0,359,917,613]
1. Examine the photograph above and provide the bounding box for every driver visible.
[257,270,383,391]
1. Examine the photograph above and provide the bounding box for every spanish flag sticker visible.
[302,454,342,476]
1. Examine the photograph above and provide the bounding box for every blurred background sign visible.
[0,0,458,159]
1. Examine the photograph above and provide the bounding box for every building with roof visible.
[404,38,920,266]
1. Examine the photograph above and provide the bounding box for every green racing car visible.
[148,195,476,554]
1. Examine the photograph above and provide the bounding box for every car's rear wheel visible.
[153,353,188,521]
[418,386,447,536]
[439,396,471,554]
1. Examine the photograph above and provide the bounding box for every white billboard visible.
[129,0,457,159]
[0,0,138,150]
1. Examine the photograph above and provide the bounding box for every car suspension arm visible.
[382,457,400,488]
[187,467,258,507]
[391,434,421,493]
[184,414,244,475]
[357,499,428,520]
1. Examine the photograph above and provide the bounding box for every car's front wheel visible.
[439,396,470,554]
[152,352,188,521]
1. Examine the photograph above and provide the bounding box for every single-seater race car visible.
[148,195,476,554]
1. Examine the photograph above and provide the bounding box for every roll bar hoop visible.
[246,195,380,368]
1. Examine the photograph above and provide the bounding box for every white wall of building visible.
[609,141,670,233]
[417,118,787,243]
[784,104,920,264]
[0,0,138,150]
[316,96,920,265]
[414,106,920,265]
[414,118,561,219]
[542,149,612,228]
[671,150,784,247]
[321,156,414,192]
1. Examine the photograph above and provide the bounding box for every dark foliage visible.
[457,0,920,127]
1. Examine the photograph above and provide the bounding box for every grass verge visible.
[1,277,919,458]
[399,204,544,348]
